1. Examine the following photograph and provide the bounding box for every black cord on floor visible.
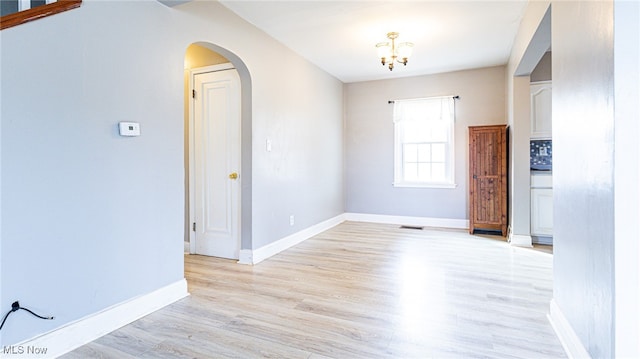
[0,310,12,331]
[0,301,54,331]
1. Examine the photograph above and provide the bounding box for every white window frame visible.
[393,96,456,188]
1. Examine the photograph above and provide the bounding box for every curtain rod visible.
[388,95,459,104]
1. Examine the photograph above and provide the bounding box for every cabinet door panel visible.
[531,82,552,139]
[469,125,507,236]
[475,177,500,224]
[531,188,553,236]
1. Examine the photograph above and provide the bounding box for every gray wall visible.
[345,66,505,219]
[1,0,185,346]
[530,51,552,82]
[505,1,550,241]
[552,1,614,357]
[0,0,344,345]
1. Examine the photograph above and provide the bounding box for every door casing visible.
[187,63,241,256]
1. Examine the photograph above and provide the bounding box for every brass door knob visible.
[229,172,238,180]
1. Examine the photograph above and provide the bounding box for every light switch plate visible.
[119,122,141,136]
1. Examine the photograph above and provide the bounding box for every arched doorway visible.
[183,42,252,261]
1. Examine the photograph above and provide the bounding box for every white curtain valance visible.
[392,96,455,124]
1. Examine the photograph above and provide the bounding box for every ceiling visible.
[218,1,528,83]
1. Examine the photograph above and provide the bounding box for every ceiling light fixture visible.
[376,32,414,71]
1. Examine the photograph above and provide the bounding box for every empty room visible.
[0,0,638,358]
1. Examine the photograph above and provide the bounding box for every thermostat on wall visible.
[119,122,141,137]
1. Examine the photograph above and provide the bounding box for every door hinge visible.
[192,222,196,231]
[192,89,196,99]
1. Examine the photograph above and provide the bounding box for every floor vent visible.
[399,225,424,230]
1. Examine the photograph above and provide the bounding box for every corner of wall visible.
[241,214,346,265]
[508,232,533,247]
[548,299,591,359]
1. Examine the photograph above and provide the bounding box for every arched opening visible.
[183,42,252,261]
[509,6,551,248]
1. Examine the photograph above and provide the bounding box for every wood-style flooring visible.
[62,221,566,358]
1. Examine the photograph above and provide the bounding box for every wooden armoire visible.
[468,124,508,236]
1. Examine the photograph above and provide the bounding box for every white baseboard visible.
[344,213,469,229]
[184,241,190,253]
[238,214,347,265]
[238,213,468,265]
[238,213,469,264]
[532,235,553,245]
[238,249,253,265]
[509,233,533,247]
[548,299,591,359]
[13,279,189,358]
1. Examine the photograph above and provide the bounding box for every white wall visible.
[501,1,638,356]
[0,0,344,345]
[345,66,505,220]
[552,1,614,357]
[614,2,640,357]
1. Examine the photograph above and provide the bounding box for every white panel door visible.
[194,69,241,259]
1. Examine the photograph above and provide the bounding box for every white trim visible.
[14,279,188,358]
[238,214,347,265]
[344,212,468,229]
[530,80,553,85]
[157,0,192,7]
[190,63,235,76]
[184,241,190,253]
[392,182,457,189]
[548,299,591,359]
[509,233,533,247]
[18,0,30,12]
[532,235,553,245]
[238,249,254,265]
[188,63,236,255]
[239,213,468,265]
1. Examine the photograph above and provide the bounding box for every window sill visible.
[393,182,458,189]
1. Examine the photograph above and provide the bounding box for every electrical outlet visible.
[289,215,295,226]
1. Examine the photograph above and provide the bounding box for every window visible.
[393,96,456,188]
[1,0,82,31]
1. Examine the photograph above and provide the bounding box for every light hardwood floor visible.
[63,221,566,358]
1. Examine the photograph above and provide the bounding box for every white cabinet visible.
[531,173,553,240]
[531,188,553,236]
[530,81,552,139]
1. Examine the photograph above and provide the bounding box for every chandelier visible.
[376,32,414,71]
